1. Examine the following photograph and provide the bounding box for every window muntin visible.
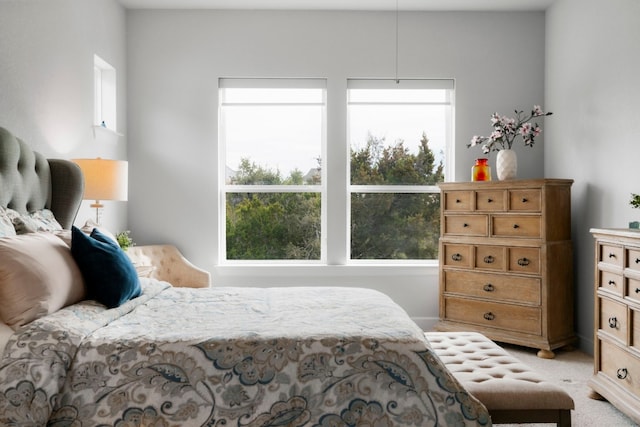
[348,79,454,261]
[219,79,326,261]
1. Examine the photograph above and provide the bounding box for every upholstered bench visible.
[126,245,211,288]
[425,332,574,426]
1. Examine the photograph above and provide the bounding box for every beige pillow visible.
[0,233,86,329]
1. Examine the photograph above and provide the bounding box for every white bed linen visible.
[0,321,13,355]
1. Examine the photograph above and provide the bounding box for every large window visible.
[348,79,453,260]
[219,78,453,263]
[219,78,326,261]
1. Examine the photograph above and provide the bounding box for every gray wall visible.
[0,0,128,233]
[546,0,640,352]
[126,9,546,328]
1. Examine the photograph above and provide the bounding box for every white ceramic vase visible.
[496,149,517,180]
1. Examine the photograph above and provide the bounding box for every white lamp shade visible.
[73,158,128,201]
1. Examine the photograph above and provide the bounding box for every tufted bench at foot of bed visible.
[425,332,574,427]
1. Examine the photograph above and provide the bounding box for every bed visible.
[0,126,491,426]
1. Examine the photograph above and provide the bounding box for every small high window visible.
[93,55,117,132]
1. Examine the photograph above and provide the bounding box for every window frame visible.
[217,78,454,265]
[218,78,328,264]
[347,79,455,263]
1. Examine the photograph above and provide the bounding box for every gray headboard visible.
[0,127,84,229]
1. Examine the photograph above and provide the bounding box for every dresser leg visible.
[537,349,555,359]
[587,389,606,401]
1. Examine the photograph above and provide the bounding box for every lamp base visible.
[90,201,104,225]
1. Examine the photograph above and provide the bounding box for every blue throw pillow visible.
[71,226,141,308]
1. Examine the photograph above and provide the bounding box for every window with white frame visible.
[218,78,453,263]
[93,54,117,131]
[348,79,454,260]
[219,78,326,261]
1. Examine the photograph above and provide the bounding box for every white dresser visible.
[589,228,640,424]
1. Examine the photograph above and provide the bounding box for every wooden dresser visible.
[434,179,574,358]
[589,228,640,424]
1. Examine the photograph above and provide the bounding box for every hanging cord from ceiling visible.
[395,0,400,83]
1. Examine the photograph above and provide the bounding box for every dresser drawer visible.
[508,247,540,275]
[475,190,505,211]
[599,340,640,397]
[627,278,640,304]
[492,215,541,238]
[599,243,624,268]
[509,189,541,212]
[627,248,640,272]
[632,308,640,352]
[599,270,624,297]
[599,298,628,344]
[444,215,487,236]
[444,297,541,335]
[443,270,541,304]
[444,191,473,211]
[443,244,473,268]
[475,245,506,271]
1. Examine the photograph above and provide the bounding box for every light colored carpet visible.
[496,343,638,426]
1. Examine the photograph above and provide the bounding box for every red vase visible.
[472,158,491,181]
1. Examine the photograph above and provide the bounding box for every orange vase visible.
[472,158,491,181]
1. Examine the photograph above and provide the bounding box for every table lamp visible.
[73,158,128,225]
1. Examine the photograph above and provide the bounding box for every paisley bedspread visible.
[0,280,491,426]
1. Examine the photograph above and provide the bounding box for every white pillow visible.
[0,207,16,238]
[4,208,63,234]
[0,233,86,329]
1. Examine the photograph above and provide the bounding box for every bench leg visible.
[490,409,571,426]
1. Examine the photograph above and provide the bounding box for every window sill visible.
[92,125,123,138]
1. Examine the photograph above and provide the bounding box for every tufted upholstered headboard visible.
[0,127,84,229]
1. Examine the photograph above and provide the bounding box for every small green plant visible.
[116,230,134,250]
[631,193,640,209]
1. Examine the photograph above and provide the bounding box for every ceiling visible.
[117,0,556,11]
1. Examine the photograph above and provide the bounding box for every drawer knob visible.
[608,316,619,329]
[636,258,640,264]
[522,198,528,203]
[487,198,493,203]
[483,283,495,292]
[483,312,495,321]
[608,280,616,286]
[463,223,469,228]
[483,255,495,264]
[609,253,617,259]
[513,224,520,229]
[635,288,640,294]
[451,253,462,261]
[517,258,530,266]
[617,368,628,380]
[456,199,461,203]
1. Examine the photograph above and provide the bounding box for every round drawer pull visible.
[636,258,640,264]
[617,368,628,380]
[463,223,469,228]
[483,284,495,292]
[609,253,616,259]
[608,316,618,329]
[635,288,640,294]
[451,253,462,261]
[513,224,520,229]
[608,280,616,286]
[517,258,530,266]
[522,198,528,203]
[483,255,495,264]
[483,312,495,321]
[455,199,461,203]
[487,198,493,203]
